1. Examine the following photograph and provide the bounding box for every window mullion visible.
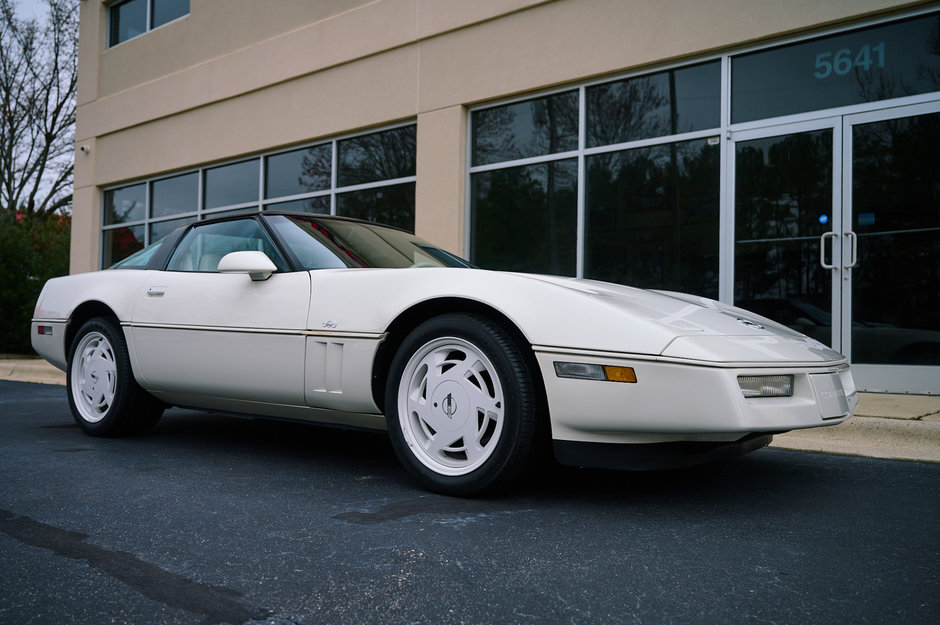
[576,86,586,279]
[330,140,338,216]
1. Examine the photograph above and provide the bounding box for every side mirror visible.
[217,251,277,281]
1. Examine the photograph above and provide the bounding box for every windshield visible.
[109,238,165,269]
[267,215,474,270]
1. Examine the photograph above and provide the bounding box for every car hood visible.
[514,274,847,364]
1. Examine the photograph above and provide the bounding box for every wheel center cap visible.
[430,381,470,433]
[86,365,101,389]
[442,392,457,418]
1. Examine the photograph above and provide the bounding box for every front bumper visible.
[534,347,857,446]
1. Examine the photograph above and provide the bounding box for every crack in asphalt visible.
[0,508,270,625]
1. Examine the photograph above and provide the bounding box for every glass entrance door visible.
[732,120,842,351]
[844,105,940,393]
[731,104,940,394]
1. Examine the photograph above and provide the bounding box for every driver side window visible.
[167,218,288,272]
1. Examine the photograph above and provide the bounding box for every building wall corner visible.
[69,185,99,275]
[414,106,467,255]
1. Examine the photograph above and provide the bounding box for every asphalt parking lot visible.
[1,379,938,625]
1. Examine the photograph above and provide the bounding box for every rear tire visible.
[385,313,541,496]
[67,317,163,436]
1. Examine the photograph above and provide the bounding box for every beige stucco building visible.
[74,0,939,394]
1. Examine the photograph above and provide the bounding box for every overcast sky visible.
[15,0,50,22]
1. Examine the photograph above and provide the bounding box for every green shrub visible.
[0,213,71,354]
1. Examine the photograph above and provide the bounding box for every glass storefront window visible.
[103,225,145,268]
[103,124,416,267]
[732,12,940,123]
[104,183,146,225]
[201,207,259,219]
[204,159,259,209]
[149,215,195,242]
[338,126,416,187]
[151,173,197,219]
[472,90,578,166]
[336,182,416,233]
[109,0,146,46]
[109,0,189,47]
[585,140,720,297]
[470,159,578,275]
[470,64,722,280]
[267,197,331,214]
[465,12,939,393]
[265,144,331,198]
[152,0,189,29]
[587,61,720,147]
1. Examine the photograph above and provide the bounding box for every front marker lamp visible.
[738,375,793,398]
[554,362,637,383]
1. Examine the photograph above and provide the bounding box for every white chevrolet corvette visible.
[31,212,856,494]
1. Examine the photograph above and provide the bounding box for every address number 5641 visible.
[814,42,886,79]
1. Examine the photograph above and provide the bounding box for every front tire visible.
[385,313,541,495]
[67,317,163,436]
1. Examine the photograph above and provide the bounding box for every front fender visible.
[307,268,680,356]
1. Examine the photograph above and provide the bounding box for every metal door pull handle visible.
[820,232,837,269]
[844,231,858,269]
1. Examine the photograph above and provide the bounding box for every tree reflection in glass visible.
[336,182,416,233]
[851,113,940,365]
[338,126,416,187]
[732,13,940,123]
[587,62,720,147]
[471,91,578,166]
[471,160,577,275]
[733,130,833,345]
[265,144,331,198]
[585,140,719,297]
[103,225,145,267]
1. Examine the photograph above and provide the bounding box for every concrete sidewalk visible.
[1,357,66,386]
[772,394,940,463]
[2,356,938,463]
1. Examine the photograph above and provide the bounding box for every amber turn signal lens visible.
[603,366,637,383]
[554,362,637,383]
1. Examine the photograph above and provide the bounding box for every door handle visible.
[820,232,837,269]
[147,286,166,297]
[844,231,858,269]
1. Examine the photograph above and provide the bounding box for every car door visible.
[128,217,311,406]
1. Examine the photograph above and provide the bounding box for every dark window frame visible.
[108,0,190,47]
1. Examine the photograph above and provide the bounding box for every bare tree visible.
[0,0,77,218]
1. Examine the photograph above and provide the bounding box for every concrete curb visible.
[770,392,940,463]
[770,416,940,462]
[0,358,66,386]
[1,358,937,463]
